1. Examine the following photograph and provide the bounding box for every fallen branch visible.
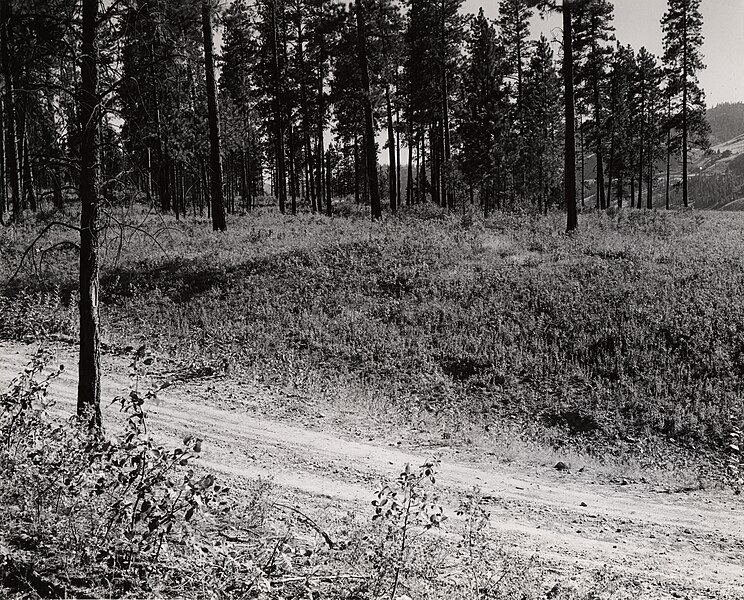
[270,574,368,586]
[273,502,336,549]
[0,543,95,599]
[5,221,81,287]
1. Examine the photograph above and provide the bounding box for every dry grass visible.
[1,205,743,477]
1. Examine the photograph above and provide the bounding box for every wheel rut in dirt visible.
[1,342,742,598]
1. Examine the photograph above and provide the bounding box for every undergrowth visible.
[0,351,606,599]
[1,206,743,468]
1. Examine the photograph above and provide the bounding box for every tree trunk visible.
[665,130,671,210]
[296,21,316,213]
[563,0,577,232]
[78,0,102,431]
[353,135,360,204]
[386,84,397,212]
[288,123,297,215]
[325,149,332,215]
[355,0,380,220]
[647,149,653,209]
[202,0,226,230]
[580,116,586,208]
[0,98,5,220]
[269,0,286,215]
[681,4,688,208]
[430,125,439,205]
[396,104,401,207]
[593,60,605,210]
[638,113,645,210]
[406,114,413,205]
[0,0,20,220]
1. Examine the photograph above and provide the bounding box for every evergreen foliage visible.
[0,0,721,223]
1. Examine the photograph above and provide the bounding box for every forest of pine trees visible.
[0,0,713,230]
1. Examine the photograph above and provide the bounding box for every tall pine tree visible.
[661,0,709,207]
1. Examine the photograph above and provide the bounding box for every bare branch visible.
[5,221,82,287]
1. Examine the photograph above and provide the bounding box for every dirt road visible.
[1,342,742,599]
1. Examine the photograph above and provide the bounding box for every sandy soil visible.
[1,342,743,599]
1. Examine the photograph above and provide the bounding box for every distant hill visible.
[707,102,744,145]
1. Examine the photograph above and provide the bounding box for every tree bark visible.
[202,0,226,230]
[563,0,577,232]
[78,0,102,431]
[355,0,380,220]
[592,58,605,209]
[386,84,397,212]
[681,3,689,208]
[353,135,360,204]
[325,148,332,214]
[406,113,413,205]
[1,0,20,219]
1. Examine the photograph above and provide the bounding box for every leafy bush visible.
[0,348,227,597]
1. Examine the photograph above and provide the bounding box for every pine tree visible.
[355,0,381,220]
[605,42,635,207]
[78,0,102,430]
[221,0,261,210]
[527,0,589,231]
[630,47,664,210]
[458,8,508,214]
[522,34,562,213]
[202,0,226,230]
[573,0,614,209]
[661,0,709,207]
[498,0,534,202]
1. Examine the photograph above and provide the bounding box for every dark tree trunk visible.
[296,21,316,213]
[0,99,5,220]
[240,148,248,209]
[442,77,453,209]
[78,0,102,431]
[430,125,440,205]
[355,0,380,220]
[681,4,688,208]
[1,0,20,219]
[202,0,226,230]
[316,8,325,213]
[563,0,577,232]
[386,84,397,212]
[666,133,671,210]
[406,115,413,205]
[325,149,332,215]
[353,135,360,204]
[593,61,605,210]
[580,116,587,208]
[288,123,297,215]
[440,1,453,209]
[22,130,35,211]
[647,144,653,209]
[269,0,286,214]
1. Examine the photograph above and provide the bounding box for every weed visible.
[0,348,228,597]
[3,208,744,475]
[370,460,446,599]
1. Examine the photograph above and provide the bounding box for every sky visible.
[463,0,744,107]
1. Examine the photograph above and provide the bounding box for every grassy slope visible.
[2,205,743,462]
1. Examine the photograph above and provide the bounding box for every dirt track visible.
[1,342,743,599]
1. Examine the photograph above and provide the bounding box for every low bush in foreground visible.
[0,349,233,598]
[1,352,599,599]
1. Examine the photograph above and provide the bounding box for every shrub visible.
[0,348,227,598]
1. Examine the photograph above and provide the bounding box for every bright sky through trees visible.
[465,0,743,107]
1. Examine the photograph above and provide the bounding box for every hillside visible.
[707,102,744,145]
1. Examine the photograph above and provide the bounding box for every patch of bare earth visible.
[1,342,742,599]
